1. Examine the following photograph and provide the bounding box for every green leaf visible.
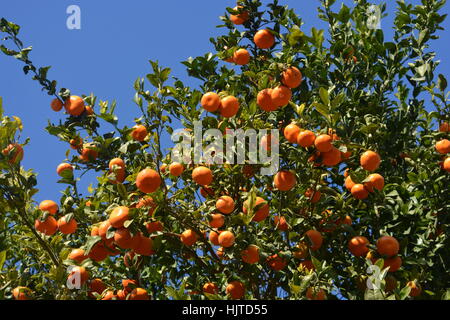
[0,250,6,270]
[438,74,447,91]
[319,87,330,105]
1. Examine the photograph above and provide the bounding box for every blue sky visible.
[0,0,449,204]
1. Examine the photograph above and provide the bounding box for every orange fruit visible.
[241,245,260,264]
[338,215,352,226]
[209,229,221,245]
[304,188,321,203]
[56,163,73,177]
[136,168,161,193]
[344,175,356,191]
[12,287,32,300]
[281,66,302,88]
[34,216,58,236]
[133,235,154,256]
[160,163,167,173]
[85,105,94,115]
[116,289,127,300]
[444,157,450,172]
[243,197,269,222]
[230,6,249,25]
[218,230,235,248]
[216,195,235,214]
[192,166,213,186]
[50,98,63,111]
[169,162,184,177]
[407,280,421,297]
[382,256,402,272]
[219,96,239,118]
[64,95,85,116]
[109,158,125,170]
[351,184,369,200]
[98,220,111,239]
[203,282,219,295]
[68,248,88,263]
[254,29,275,49]
[305,230,323,251]
[321,146,342,167]
[131,125,148,141]
[274,170,296,191]
[101,290,116,300]
[209,213,225,228]
[69,137,83,150]
[314,134,333,152]
[257,88,277,111]
[348,236,370,256]
[439,122,449,132]
[266,254,287,271]
[114,228,135,249]
[88,242,109,262]
[273,215,288,231]
[145,220,163,234]
[68,266,89,285]
[233,48,250,65]
[260,133,278,152]
[271,85,292,107]
[306,287,326,300]
[180,229,198,246]
[376,236,400,257]
[360,150,381,171]
[283,123,301,143]
[58,216,78,234]
[293,242,308,259]
[39,200,58,215]
[89,279,106,298]
[79,143,98,162]
[136,196,157,216]
[226,281,245,300]
[201,92,221,112]
[364,173,385,192]
[435,139,450,154]
[122,279,138,293]
[2,143,24,164]
[129,288,150,300]
[109,206,130,228]
[297,130,316,147]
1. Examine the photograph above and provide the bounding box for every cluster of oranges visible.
[34,200,77,236]
[436,122,450,172]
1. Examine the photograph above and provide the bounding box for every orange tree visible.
[0,0,449,300]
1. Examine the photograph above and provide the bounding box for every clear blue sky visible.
[0,0,448,204]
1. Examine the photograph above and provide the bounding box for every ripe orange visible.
[68,266,89,285]
[50,98,63,111]
[101,290,116,300]
[201,92,221,112]
[226,281,245,299]
[64,95,85,116]
[109,158,125,170]
[85,105,94,115]
[314,134,333,152]
[266,254,287,271]
[444,157,450,172]
[306,287,326,300]
[348,236,370,256]
[435,139,450,154]
[209,214,225,228]
[58,216,78,234]
[114,228,135,249]
[439,121,449,132]
[305,230,323,251]
[79,143,98,162]
[230,6,249,25]
[209,229,221,245]
[169,162,184,177]
[129,288,150,300]
[274,170,296,191]
[136,196,157,216]
[271,85,292,107]
[283,123,301,143]
[321,146,342,166]
[281,66,302,88]
[109,206,130,228]
[364,173,384,192]
[382,256,402,272]
[69,137,83,150]
[260,133,278,152]
[12,287,32,300]
[407,280,421,297]
[243,197,269,222]
[304,188,321,203]
[273,215,288,231]
[203,282,219,295]
[376,236,399,257]
[344,175,356,191]
[2,143,24,164]
[89,279,106,298]
[233,48,250,65]
[180,229,198,246]
[98,220,111,239]
[39,200,58,215]
[34,216,58,236]
[351,184,369,200]
[192,166,213,186]
[136,168,161,193]
[219,96,240,118]
[56,163,73,177]
[216,195,235,214]
[145,220,163,234]
[88,242,109,262]
[218,230,235,248]
[133,235,154,256]
[360,150,381,171]
[68,248,88,263]
[241,245,260,264]
[257,88,277,111]
[160,163,167,173]
[297,130,316,147]
[131,125,148,141]
[254,29,275,49]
